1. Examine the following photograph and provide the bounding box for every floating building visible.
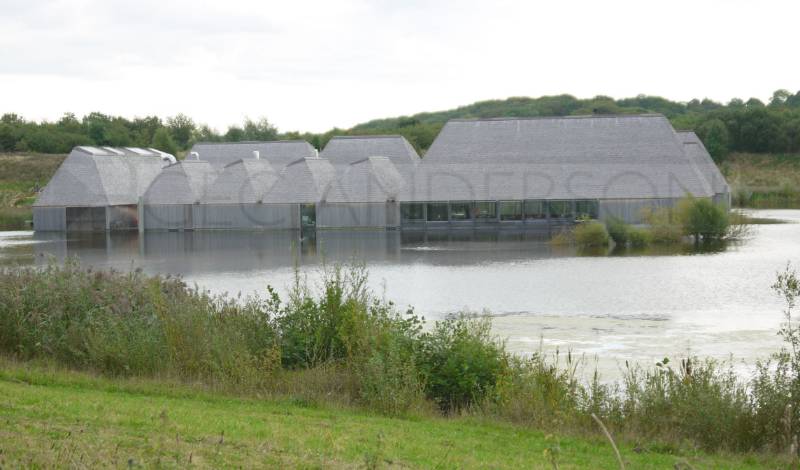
[33,115,730,232]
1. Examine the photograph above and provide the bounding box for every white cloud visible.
[0,0,798,132]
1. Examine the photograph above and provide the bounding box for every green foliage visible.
[150,128,178,156]
[0,207,31,230]
[573,220,610,247]
[166,114,196,148]
[3,88,800,156]
[417,314,508,412]
[605,217,629,245]
[697,118,730,159]
[641,207,684,244]
[7,260,800,456]
[627,226,653,247]
[676,197,730,241]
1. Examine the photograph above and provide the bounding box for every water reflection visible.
[27,229,591,273]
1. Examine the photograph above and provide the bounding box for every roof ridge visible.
[193,140,311,145]
[447,114,665,123]
[330,135,405,140]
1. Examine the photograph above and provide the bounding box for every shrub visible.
[627,226,652,247]
[605,217,630,246]
[677,197,730,241]
[573,220,610,247]
[357,340,426,416]
[417,314,508,412]
[641,207,684,244]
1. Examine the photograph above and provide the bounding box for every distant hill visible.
[2,90,799,159]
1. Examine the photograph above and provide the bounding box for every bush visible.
[573,220,610,247]
[641,207,684,244]
[627,226,652,247]
[677,197,730,241]
[606,217,630,245]
[417,314,508,412]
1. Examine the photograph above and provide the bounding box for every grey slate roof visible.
[675,131,730,195]
[319,135,421,167]
[404,115,723,201]
[202,159,278,204]
[189,141,317,169]
[264,158,337,204]
[143,160,218,205]
[325,157,406,203]
[34,147,164,207]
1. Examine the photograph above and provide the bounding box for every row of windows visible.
[401,200,599,222]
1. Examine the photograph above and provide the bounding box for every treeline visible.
[1,89,799,159]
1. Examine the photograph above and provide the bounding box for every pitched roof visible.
[319,135,421,166]
[34,147,164,207]
[264,158,337,204]
[202,159,278,204]
[143,160,218,205]
[404,115,721,201]
[325,157,406,203]
[189,141,317,168]
[675,131,730,195]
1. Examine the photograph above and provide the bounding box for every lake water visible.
[2,209,799,379]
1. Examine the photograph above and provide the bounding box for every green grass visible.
[0,360,783,469]
[723,152,800,208]
[0,152,66,230]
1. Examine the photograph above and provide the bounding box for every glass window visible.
[548,200,572,219]
[574,200,598,219]
[449,202,472,220]
[524,200,547,219]
[426,203,448,222]
[499,201,523,221]
[401,203,425,221]
[301,204,316,226]
[474,201,497,219]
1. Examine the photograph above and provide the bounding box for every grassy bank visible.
[0,359,781,469]
[0,152,66,230]
[2,260,800,465]
[724,152,800,208]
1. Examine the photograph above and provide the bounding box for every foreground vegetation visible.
[0,360,781,469]
[1,259,800,466]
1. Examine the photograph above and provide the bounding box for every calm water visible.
[2,210,799,378]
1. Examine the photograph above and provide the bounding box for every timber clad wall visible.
[33,116,732,232]
[32,207,66,231]
[192,204,298,230]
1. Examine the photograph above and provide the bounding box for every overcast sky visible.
[1,0,798,133]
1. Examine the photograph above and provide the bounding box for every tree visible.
[697,118,730,160]
[745,97,765,108]
[167,114,196,149]
[224,126,245,142]
[728,98,745,108]
[242,117,278,141]
[83,112,113,145]
[196,124,221,142]
[151,128,178,156]
[0,123,20,151]
[770,89,792,107]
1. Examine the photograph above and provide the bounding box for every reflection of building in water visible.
[31,230,582,274]
[32,116,730,232]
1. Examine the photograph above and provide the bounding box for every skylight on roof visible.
[102,147,125,155]
[125,147,155,156]
[77,146,109,156]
